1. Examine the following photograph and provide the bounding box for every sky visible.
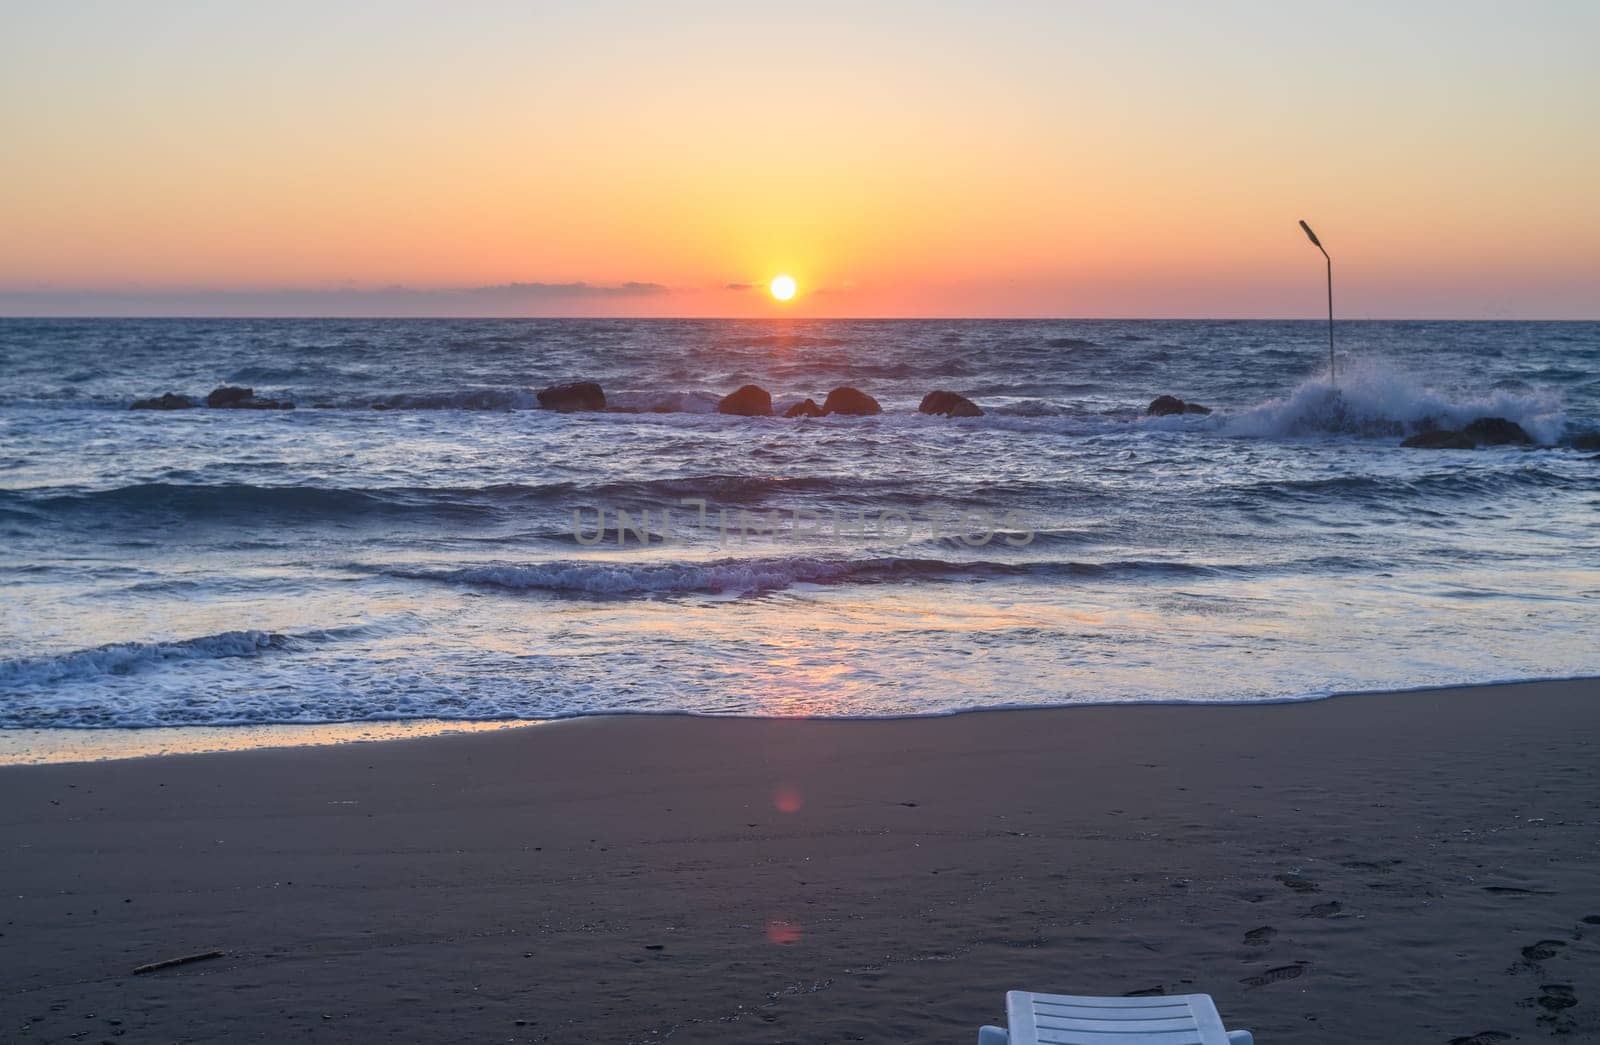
[1,1,1597,318]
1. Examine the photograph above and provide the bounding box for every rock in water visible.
[1568,431,1600,451]
[822,386,881,416]
[130,392,194,410]
[1462,416,1532,445]
[717,384,773,416]
[1401,430,1476,449]
[205,386,255,408]
[919,390,983,417]
[1147,395,1211,416]
[783,398,823,418]
[204,386,293,409]
[536,381,605,412]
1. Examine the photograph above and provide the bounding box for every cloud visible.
[724,282,756,291]
[0,281,671,317]
[463,281,668,299]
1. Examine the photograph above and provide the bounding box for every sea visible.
[2,318,1597,758]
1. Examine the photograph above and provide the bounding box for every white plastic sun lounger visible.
[978,991,1254,1045]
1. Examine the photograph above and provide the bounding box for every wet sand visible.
[3,680,1599,1043]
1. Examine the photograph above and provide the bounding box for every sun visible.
[769,274,797,302]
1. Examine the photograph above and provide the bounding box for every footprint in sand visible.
[1243,926,1277,946]
[1522,983,1580,1033]
[1239,963,1306,988]
[1304,900,1342,918]
[1521,939,1566,964]
[1275,874,1318,893]
[1447,1033,1510,1045]
[1536,984,1577,1011]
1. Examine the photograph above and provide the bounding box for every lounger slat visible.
[1030,1004,1196,1017]
[1033,1004,1193,1018]
[1035,1015,1207,1033]
[1035,1030,1202,1045]
[1029,996,1194,1010]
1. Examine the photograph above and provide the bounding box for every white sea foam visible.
[1215,358,1566,443]
[394,557,871,595]
[0,630,290,688]
[379,556,1214,597]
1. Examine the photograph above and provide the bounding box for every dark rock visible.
[1402,430,1476,450]
[205,386,255,408]
[783,398,823,418]
[1568,431,1600,452]
[822,386,881,416]
[1147,395,1211,417]
[1462,416,1531,446]
[717,384,773,417]
[204,385,293,409]
[130,392,193,411]
[919,390,983,418]
[536,381,605,412]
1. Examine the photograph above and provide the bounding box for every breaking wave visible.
[375,555,1228,597]
[1214,359,1567,443]
[0,474,923,524]
[1,630,292,688]
[0,625,382,690]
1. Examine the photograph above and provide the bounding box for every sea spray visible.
[1218,357,1566,442]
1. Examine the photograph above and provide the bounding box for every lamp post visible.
[1299,219,1334,382]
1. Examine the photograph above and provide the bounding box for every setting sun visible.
[770,275,797,302]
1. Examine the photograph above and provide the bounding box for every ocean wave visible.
[0,630,292,688]
[0,482,492,522]
[375,555,1224,597]
[0,474,939,525]
[1230,466,1578,503]
[0,624,387,691]
[1214,358,1567,443]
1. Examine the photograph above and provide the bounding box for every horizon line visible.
[2,314,1597,323]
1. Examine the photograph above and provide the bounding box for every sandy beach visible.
[2,680,1597,1043]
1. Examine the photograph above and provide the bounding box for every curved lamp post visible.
[1299,219,1334,382]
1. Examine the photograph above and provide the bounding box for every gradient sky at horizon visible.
[2,1,1597,318]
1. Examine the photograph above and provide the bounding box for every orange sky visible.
[2,3,1596,317]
